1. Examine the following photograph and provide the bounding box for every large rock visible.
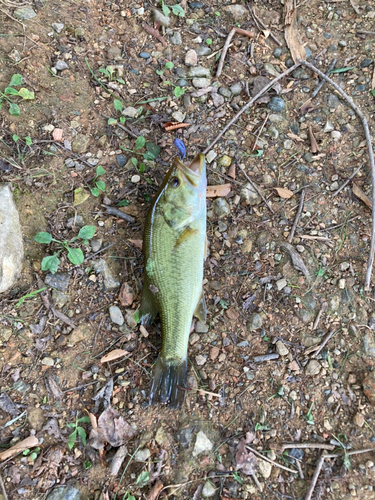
[0,184,24,292]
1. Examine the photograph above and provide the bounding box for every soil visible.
[1,1,375,499]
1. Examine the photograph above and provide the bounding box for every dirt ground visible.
[1,0,375,499]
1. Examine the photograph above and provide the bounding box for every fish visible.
[139,153,207,408]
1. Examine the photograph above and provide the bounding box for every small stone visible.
[284,139,294,149]
[139,52,151,59]
[217,155,231,167]
[273,48,282,58]
[14,7,36,20]
[52,23,64,34]
[325,93,340,109]
[202,481,217,498]
[118,282,134,307]
[264,62,280,78]
[125,309,138,329]
[66,215,84,228]
[242,240,253,254]
[52,290,68,308]
[276,341,289,356]
[134,448,151,462]
[267,96,285,112]
[69,323,92,345]
[268,125,279,139]
[28,407,45,431]
[192,77,211,88]
[55,60,69,71]
[90,239,102,253]
[330,181,339,191]
[195,45,211,56]
[324,419,333,431]
[240,183,261,206]
[172,111,186,122]
[223,4,247,21]
[195,354,206,366]
[276,279,287,291]
[193,431,213,457]
[116,154,127,167]
[305,359,321,376]
[324,120,334,133]
[219,87,232,98]
[258,458,272,478]
[229,82,243,95]
[327,43,337,53]
[41,357,54,366]
[152,8,170,27]
[189,66,210,78]
[46,485,80,500]
[363,372,375,405]
[93,259,120,290]
[296,245,305,253]
[212,92,224,107]
[212,198,230,217]
[109,305,124,326]
[206,150,217,163]
[210,346,220,361]
[131,175,141,183]
[353,413,365,427]
[45,273,70,292]
[185,49,198,66]
[189,2,203,9]
[155,426,172,447]
[170,32,182,45]
[360,58,373,68]
[123,107,138,118]
[72,134,90,153]
[338,40,347,47]
[75,27,85,38]
[195,321,208,333]
[331,131,341,140]
[362,333,375,357]
[247,313,262,331]
[338,278,346,289]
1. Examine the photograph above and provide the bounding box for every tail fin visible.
[149,356,187,408]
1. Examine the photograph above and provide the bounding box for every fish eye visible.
[171,177,180,188]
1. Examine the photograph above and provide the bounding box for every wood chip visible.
[284,0,306,63]
[100,349,129,363]
[227,163,236,179]
[353,182,372,209]
[0,436,39,461]
[206,183,232,198]
[274,187,294,199]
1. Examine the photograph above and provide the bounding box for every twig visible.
[0,473,8,500]
[252,113,269,151]
[288,189,305,243]
[298,59,375,290]
[311,58,337,98]
[332,163,364,196]
[324,216,360,231]
[312,302,327,330]
[0,7,25,29]
[357,30,375,35]
[304,455,325,500]
[349,0,360,14]
[278,442,336,451]
[326,446,375,459]
[93,317,104,349]
[83,243,115,263]
[246,446,298,474]
[295,459,304,479]
[237,164,274,214]
[102,204,136,223]
[251,472,263,491]
[143,23,167,46]
[216,28,254,77]
[203,63,300,153]
[101,114,137,138]
[252,8,282,46]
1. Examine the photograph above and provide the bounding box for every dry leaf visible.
[274,187,294,199]
[287,132,304,142]
[353,183,372,209]
[284,0,306,63]
[308,125,320,153]
[263,29,270,39]
[100,349,129,363]
[279,241,310,279]
[129,239,143,250]
[147,480,163,500]
[227,164,236,179]
[0,436,39,462]
[206,183,232,198]
[139,325,149,338]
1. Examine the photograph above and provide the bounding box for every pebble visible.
[217,155,231,167]
[362,333,375,358]
[195,45,211,56]
[363,372,375,405]
[338,279,346,289]
[212,93,224,107]
[185,49,198,66]
[325,93,340,109]
[219,87,232,98]
[223,4,247,21]
[66,215,84,228]
[177,78,187,87]
[353,413,365,427]
[195,321,209,333]
[273,48,282,58]
[116,154,127,168]
[338,40,347,47]
[55,60,68,71]
[139,52,151,59]
[324,120,334,133]
[202,481,216,498]
[46,485,80,500]
[241,240,253,253]
[172,111,185,122]
[258,458,272,478]
[90,238,102,253]
[75,28,85,38]
[152,8,170,27]
[45,273,70,292]
[41,357,54,366]
[14,6,37,20]
[296,245,305,253]
[206,150,217,163]
[276,340,289,356]
[276,278,287,291]
[170,32,182,45]
[240,183,261,206]
[52,290,68,308]
[192,77,211,88]
[131,175,141,183]
[123,106,138,118]
[93,259,120,290]
[247,313,262,331]
[134,448,151,462]
[189,1,203,9]
[69,323,92,345]
[331,131,341,141]
[264,62,280,78]
[109,305,124,325]
[305,359,321,375]
[284,139,294,149]
[212,198,230,217]
[193,431,213,456]
[210,346,220,361]
[195,354,206,366]
[52,23,64,34]
[72,134,90,153]
[268,125,279,139]
[188,66,210,78]
[360,58,373,68]
[267,96,286,112]
[229,82,243,95]
[330,181,339,191]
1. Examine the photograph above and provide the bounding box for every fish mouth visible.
[174,154,206,186]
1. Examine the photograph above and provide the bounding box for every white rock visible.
[185,49,198,66]
[195,354,206,366]
[122,106,138,118]
[331,130,341,140]
[257,458,272,478]
[109,305,124,325]
[172,111,186,122]
[276,278,287,291]
[276,340,289,356]
[193,431,213,457]
[338,279,346,289]
[134,448,151,462]
[131,175,141,183]
[206,150,217,163]
[324,120,334,133]
[202,481,217,497]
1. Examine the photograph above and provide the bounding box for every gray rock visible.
[195,45,211,56]
[139,51,150,59]
[331,131,341,140]
[69,323,92,345]
[170,32,182,45]
[276,341,289,356]
[72,134,90,154]
[188,66,210,78]
[202,481,217,497]
[55,60,69,71]
[305,359,321,375]
[42,357,54,366]
[172,111,185,122]
[324,120,334,133]
[152,8,170,27]
[45,273,70,292]
[193,431,213,457]
[240,183,261,206]
[223,4,247,20]
[276,278,287,291]
[66,216,84,228]
[75,27,85,38]
[13,380,31,393]
[185,49,198,66]
[252,76,271,96]
[360,58,373,68]
[212,92,224,107]
[195,321,208,333]
[258,458,272,478]
[192,78,211,88]
[325,93,340,109]
[109,305,124,325]
[0,184,24,293]
[116,154,127,167]
[52,23,64,34]
[219,87,232,98]
[123,106,138,118]
[268,125,279,139]
[46,485,80,500]
[91,238,102,252]
[14,7,37,21]
[247,313,262,331]
[134,448,151,462]
[362,333,375,358]
[92,259,120,290]
[212,198,230,217]
[229,82,243,95]
[267,96,286,112]
[264,62,280,77]
[52,290,68,308]
[177,426,194,448]
[273,48,282,58]
[125,309,138,329]
[299,309,312,323]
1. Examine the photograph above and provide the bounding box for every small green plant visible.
[11,134,33,164]
[160,0,185,17]
[232,471,243,485]
[90,165,106,197]
[98,65,125,84]
[206,38,213,45]
[67,415,91,450]
[123,493,136,500]
[219,299,229,309]
[23,447,41,461]
[0,74,34,116]
[34,225,96,274]
[267,386,284,402]
[107,99,128,125]
[156,60,175,77]
[255,421,271,431]
[305,402,314,425]
[135,470,149,488]
[16,287,47,308]
[121,135,160,172]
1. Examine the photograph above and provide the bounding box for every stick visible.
[312,302,327,330]
[332,163,364,196]
[298,59,375,290]
[251,472,263,492]
[203,63,300,154]
[288,189,305,243]
[326,446,375,459]
[0,473,8,500]
[252,9,282,46]
[252,113,269,151]
[304,455,325,500]
[216,28,254,77]
[102,204,136,223]
[246,446,298,474]
[311,58,337,98]
[278,443,336,451]
[312,329,338,358]
[101,114,137,138]
[143,23,167,46]
[237,164,274,214]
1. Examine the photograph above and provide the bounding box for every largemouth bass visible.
[139,153,207,407]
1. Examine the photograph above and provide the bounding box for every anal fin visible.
[194,290,207,323]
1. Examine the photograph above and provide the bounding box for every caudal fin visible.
[149,356,187,408]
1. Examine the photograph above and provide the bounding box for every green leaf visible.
[35,232,53,244]
[329,66,355,74]
[96,165,106,176]
[114,99,123,111]
[371,89,375,97]
[16,287,47,308]
[135,136,146,150]
[117,199,129,207]
[119,116,126,123]
[9,73,22,87]
[90,187,100,197]
[9,103,20,116]
[77,426,87,446]
[84,460,92,469]
[171,4,185,16]
[4,87,19,95]
[77,416,91,423]
[146,141,160,158]
[165,61,174,69]
[174,86,185,98]
[136,470,149,487]
[232,471,243,485]
[29,452,38,461]
[68,430,77,450]
[131,157,138,168]
[12,134,19,142]
[133,310,140,324]
[220,299,229,309]
[77,225,96,240]
[117,78,125,84]
[96,180,106,191]
[156,69,164,76]
[24,136,32,146]
[215,11,220,16]
[161,0,170,16]
[99,68,110,77]
[17,88,34,100]
[41,254,60,274]
[139,163,146,173]
[107,118,117,125]
[66,247,84,265]
[66,422,77,428]
[143,152,156,160]
[23,449,31,456]
[206,38,213,45]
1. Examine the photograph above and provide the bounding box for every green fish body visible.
[139,154,207,407]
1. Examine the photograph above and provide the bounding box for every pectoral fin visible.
[139,282,159,325]
[194,291,207,323]
[173,226,198,252]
